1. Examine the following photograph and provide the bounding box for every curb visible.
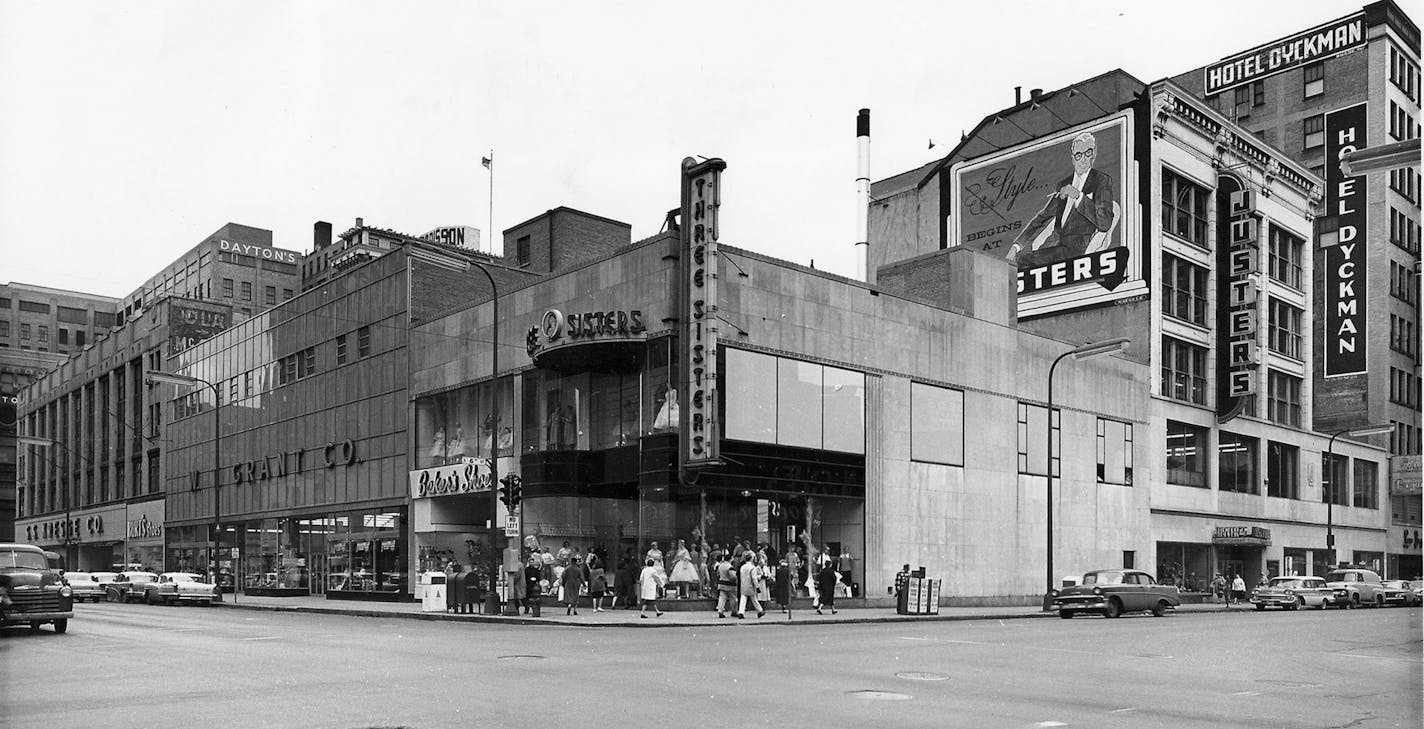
[214,601,1237,627]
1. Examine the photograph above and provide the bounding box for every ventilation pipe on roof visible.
[1015,86,1022,105]
[1030,88,1043,101]
[855,108,870,282]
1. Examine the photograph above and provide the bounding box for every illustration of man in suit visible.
[1006,131,1116,268]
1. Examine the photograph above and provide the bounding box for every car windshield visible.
[1270,578,1306,588]
[67,572,94,582]
[1328,572,1361,582]
[0,549,50,570]
[128,574,156,583]
[173,574,203,583]
[1081,572,1124,585]
[91,572,117,581]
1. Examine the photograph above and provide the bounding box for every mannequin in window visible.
[652,386,678,432]
[446,423,467,461]
[427,427,447,464]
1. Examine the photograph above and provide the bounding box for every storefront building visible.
[869,71,1391,593]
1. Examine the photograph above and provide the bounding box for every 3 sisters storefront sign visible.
[408,457,515,499]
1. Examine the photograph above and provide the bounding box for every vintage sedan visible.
[64,572,107,603]
[112,571,159,603]
[1051,569,1181,618]
[139,573,221,606]
[1380,580,1421,607]
[1249,576,1334,610]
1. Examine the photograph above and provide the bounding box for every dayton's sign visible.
[1323,103,1368,377]
[217,238,300,264]
[1204,13,1365,95]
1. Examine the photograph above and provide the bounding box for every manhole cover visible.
[896,671,949,681]
[846,690,912,701]
[496,655,545,660]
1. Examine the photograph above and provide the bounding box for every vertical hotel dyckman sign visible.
[1324,104,1368,377]
[1203,13,1365,95]
[680,157,725,469]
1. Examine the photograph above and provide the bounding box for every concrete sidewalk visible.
[213,593,1240,627]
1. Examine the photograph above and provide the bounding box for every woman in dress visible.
[815,561,839,615]
[560,556,586,615]
[668,539,699,599]
[638,558,665,618]
[754,552,772,606]
[586,553,607,612]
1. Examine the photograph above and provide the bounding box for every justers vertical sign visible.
[680,157,725,470]
[1324,104,1368,377]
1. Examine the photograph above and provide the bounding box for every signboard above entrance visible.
[1212,525,1272,545]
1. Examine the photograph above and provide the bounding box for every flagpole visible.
[484,150,494,255]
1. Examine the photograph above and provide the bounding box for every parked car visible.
[64,572,107,603]
[0,543,74,634]
[1379,580,1421,607]
[139,573,221,606]
[1324,567,1387,608]
[1051,569,1181,618]
[113,571,159,603]
[87,572,120,601]
[1249,576,1334,610]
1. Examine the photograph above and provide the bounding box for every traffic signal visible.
[499,474,522,511]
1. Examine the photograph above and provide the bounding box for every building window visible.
[910,382,964,466]
[222,278,234,298]
[1161,254,1208,325]
[37,325,48,343]
[357,326,371,357]
[1390,367,1421,408]
[1302,61,1324,98]
[1166,420,1208,488]
[1096,418,1133,485]
[19,323,30,339]
[1353,459,1379,509]
[1267,299,1303,360]
[1389,167,1420,204]
[240,281,252,301]
[722,348,865,454]
[1016,402,1059,477]
[1303,115,1325,150]
[1392,260,1419,304]
[264,286,276,305]
[0,321,8,338]
[1266,371,1302,427]
[336,334,348,365]
[1390,315,1418,357]
[1161,337,1207,404]
[1267,227,1304,289]
[75,330,85,347]
[1218,431,1259,494]
[1266,441,1298,499]
[1162,169,1210,246]
[1322,453,1349,506]
[516,235,531,267]
[283,288,294,300]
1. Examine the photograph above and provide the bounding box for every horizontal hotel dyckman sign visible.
[1203,13,1365,95]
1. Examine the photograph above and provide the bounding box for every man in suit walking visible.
[1007,131,1116,268]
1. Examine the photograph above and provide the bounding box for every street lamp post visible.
[18,435,79,568]
[146,370,229,602]
[1324,423,1395,570]
[1042,337,1130,611]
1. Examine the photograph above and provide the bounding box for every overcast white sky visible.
[1,0,1361,298]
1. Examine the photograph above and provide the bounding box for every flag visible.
[481,156,492,169]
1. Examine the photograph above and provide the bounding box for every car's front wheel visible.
[1101,599,1122,619]
[1152,601,1169,617]
[52,619,67,634]
[105,588,120,603]
[1058,610,1074,619]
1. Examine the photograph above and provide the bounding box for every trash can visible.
[420,572,447,612]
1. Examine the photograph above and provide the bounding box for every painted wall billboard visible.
[167,302,232,357]
[950,113,1144,318]
[1323,103,1368,378]
[1203,13,1365,96]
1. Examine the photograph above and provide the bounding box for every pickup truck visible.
[0,543,75,633]
[1324,567,1387,608]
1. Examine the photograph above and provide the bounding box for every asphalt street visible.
[1,602,1418,729]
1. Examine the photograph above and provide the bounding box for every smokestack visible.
[313,221,332,251]
[855,108,870,281]
[1030,88,1043,101]
[1015,86,1022,105]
